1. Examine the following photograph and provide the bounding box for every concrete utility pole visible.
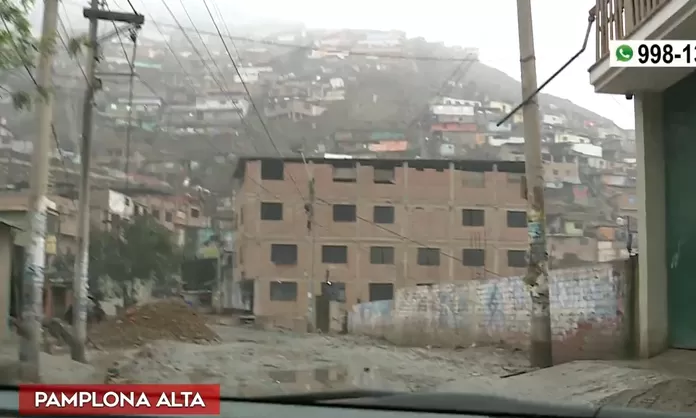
[516,0,552,368]
[72,0,144,362]
[71,0,100,364]
[20,0,60,382]
[305,178,316,331]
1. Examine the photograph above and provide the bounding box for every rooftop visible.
[234,156,526,178]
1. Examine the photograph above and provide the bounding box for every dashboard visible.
[1,388,693,418]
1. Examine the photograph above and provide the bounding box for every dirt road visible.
[4,321,696,411]
[104,324,531,395]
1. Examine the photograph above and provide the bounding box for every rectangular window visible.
[332,163,357,183]
[261,160,284,180]
[373,206,395,224]
[190,208,200,218]
[368,283,394,301]
[333,204,356,222]
[417,247,440,266]
[260,202,283,220]
[370,246,395,264]
[165,211,173,222]
[270,281,297,301]
[322,245,348,264]
[462,209,485,226]
[270,244,297,265]
[373,167,395,184]
[507,250,527,267]
[462,249,485,266]
[507,210,527,228]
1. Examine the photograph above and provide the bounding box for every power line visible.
[104,1,139,190]
[151,0,262,152]
[178,0,228,87]
[57,16,89,82]
[243,173,502,278]
[147,22,476,63]
[196,0,488,274]
[313,196,501,277]
[60,0,476,63]
[201,0,306,198]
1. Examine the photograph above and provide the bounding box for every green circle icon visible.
[616,44,634,62]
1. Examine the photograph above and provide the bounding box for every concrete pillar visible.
[635,92,669,358]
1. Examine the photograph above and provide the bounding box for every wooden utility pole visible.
[20,0,60,382]
[516,0,552,368]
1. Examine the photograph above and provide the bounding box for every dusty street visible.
[0,313,531,396]
[101,323,531,395]
[4,299,696,412]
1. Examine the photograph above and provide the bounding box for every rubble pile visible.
[89,299,220,348]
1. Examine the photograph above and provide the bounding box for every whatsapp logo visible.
[616,44,634,62]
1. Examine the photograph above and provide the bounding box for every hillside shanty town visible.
[1,0,696,412]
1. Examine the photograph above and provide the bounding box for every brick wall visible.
[349,260,631,363]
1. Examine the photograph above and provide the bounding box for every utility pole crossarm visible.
[83,9,144,25]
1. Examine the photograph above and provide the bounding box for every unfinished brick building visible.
[232,157,528,323]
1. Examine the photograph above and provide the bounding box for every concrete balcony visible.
[589,0,696,94]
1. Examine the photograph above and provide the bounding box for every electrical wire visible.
[243,173,502,280]
[61,0,477,62]
[201,0,305,198]
[178,0,228,88]
[312,196,502,277]
[170,0,265,144]
[106,2,260,179]
[244,175,461,287]
[60,0,501,278]
[121,0,261,152]
[103,1,140,192]
[194,1,497,275]
[139,22,476,63]
[57,16,89,82]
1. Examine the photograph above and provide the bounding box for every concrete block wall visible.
[349,260,630,363]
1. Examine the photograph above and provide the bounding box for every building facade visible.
[589,0,696,357]
[233,157,528,325]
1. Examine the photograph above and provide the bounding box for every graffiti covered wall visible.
[348,261,630,363]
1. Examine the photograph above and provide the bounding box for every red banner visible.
[19,384,221,416]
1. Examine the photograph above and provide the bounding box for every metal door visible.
[664,72,696,348]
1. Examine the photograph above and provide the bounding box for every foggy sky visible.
[42,0,634,129]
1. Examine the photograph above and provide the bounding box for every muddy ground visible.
[102,324,532,395]
[3,320,696,412]
[0,321,530,394]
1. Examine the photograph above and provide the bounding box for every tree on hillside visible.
[89,215,180,307]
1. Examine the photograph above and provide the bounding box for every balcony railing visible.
[594,0,671,61]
